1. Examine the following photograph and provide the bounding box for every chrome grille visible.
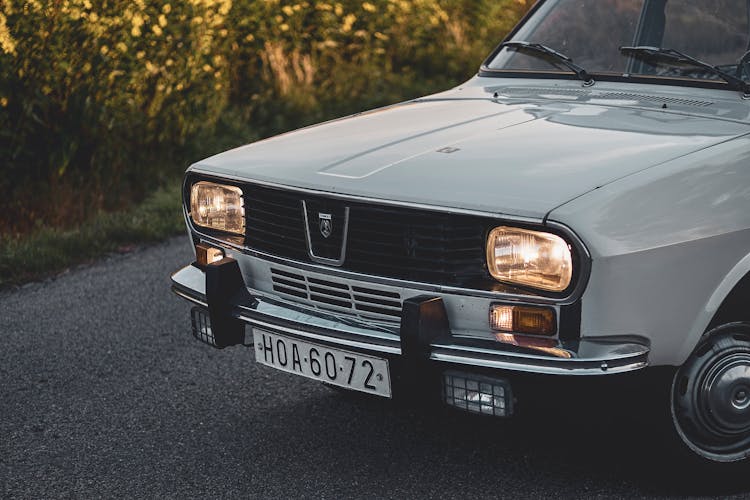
[270,268,403,322]
[243,182,490,287]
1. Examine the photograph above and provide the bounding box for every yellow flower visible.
[203,64,212,72]
[334,3,343,16]
[100,45,109,55]
[136,50,145,59]
[152,25,163,36]
[362,2,376,12]
[0,97,8,107]
[245,33,255,42]
[89,12,99,22]
[116,42,128,53]
[341,13,356,32]
[158,14,168,27]
[145,61,158,74]
[166,58,174,66]
[0,13,16,55]
[282,5,294,16]
[132,13,144,27]
[82,62,92,73]
[162,4,172,14]
[131,26,142,37]
[218,1,232,16]
[279,23,289,31]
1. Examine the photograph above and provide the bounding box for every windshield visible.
[486,0,750,87]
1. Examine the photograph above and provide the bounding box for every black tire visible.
[671,323,750,463]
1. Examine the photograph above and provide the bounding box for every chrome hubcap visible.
[701,354,750,435]
[671,328,750,462]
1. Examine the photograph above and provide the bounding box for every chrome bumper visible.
[171,263,649,376]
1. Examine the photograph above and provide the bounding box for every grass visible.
[0,181,185,289]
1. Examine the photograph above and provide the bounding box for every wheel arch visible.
[677,252,750,364]
[708,270,750,329]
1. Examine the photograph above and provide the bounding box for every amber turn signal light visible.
[489,304,556,336]
[196,243,225,266]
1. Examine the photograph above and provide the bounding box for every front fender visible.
[548,135,750,366]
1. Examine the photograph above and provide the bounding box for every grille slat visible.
[355,304,403,317]
[273,285,308,299]
[247,206,301,223]
[351,286,400,299]
[307,277,349,290]
[309,285,351,300]
[353,295,402,310]
[272,276,307,289]
[344,235,482,253]
[246,216,304,234]
[310,294,352,309]
[271,268,403,322]
[270,268,306,281]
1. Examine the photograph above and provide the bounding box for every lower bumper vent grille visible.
[271,268,402,322]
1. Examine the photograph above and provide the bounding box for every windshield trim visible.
[476,67,740,92]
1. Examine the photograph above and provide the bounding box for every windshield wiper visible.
[499,41,594,86]
[620,46,750,95]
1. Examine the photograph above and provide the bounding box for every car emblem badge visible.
[319,213,333,238]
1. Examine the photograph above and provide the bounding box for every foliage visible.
[0,180,184,288]
[0,0,532,236]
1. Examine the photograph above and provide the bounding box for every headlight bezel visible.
[485,223,585,297]
[186,176,246,238]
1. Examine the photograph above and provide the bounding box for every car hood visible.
[192,85,750,219]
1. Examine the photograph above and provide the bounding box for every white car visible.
[171,0,750,462]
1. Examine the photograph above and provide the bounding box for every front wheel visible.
[671,323,750,462]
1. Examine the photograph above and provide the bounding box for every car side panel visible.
[548,136,750,366]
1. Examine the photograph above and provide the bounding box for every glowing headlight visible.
[486,226,573,292]
[190,181,245,235]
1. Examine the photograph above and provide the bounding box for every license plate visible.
[252,330,392,398]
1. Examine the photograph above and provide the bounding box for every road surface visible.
[1,238,748,498]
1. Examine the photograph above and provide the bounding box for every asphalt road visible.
[2,238,749,499]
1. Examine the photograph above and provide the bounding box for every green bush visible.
[0,0,532,236]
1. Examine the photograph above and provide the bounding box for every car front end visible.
[171,0,750,462]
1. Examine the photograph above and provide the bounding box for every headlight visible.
[190,181,245,235]
[486,226,573,292]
